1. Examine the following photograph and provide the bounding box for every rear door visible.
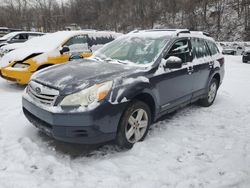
[190,38,213,98]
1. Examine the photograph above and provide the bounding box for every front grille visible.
[27,81,59,106]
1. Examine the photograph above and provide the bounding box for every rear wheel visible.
[116,100,151,149]
[199,78,218,107]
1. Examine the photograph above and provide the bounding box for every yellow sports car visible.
[0,30,121,85]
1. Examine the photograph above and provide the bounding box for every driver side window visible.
[166,39,191,64]
[13,34,28,40]
[64,35,89,52]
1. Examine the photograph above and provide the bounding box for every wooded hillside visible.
[0,0,249,41]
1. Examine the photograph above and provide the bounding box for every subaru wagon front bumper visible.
[22,96,127,144]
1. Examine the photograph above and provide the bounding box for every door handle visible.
[187,66,194,75]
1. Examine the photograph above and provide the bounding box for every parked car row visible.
[0,27,22,37]
[0,29,225,149]
[0,30,121,84]
[0,31,44,48]
[218,42,250,63]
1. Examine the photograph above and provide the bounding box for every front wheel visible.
[199,78,218,107]
[116,100,151,149]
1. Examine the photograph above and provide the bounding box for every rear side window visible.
[87,36,114,47]
[207,40,220,56]
[28,34,41,39]
[13,34,28,40]
[64,35,89,52]
[64,35,88,46]
[191,38,210,59]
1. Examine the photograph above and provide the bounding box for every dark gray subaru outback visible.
[22,29,225,149]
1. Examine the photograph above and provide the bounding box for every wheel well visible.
[37,64,54,71]
[213,73,220,85]
[134,93,156,122]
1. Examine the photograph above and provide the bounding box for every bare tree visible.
[0,0,249,41]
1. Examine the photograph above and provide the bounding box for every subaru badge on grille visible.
[35,87,41,94]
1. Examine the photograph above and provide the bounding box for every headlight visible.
[4,49,13,54]
[0,49,4,56]
[13,63,30,69]
[60,81,113,107]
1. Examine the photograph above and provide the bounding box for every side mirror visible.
[60,46,70,55]
[69,54,84,61]
[162,56,183,69]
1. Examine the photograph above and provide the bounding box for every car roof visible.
[48,30,122,39]
[128,29,215,41]
[6,31,44,35]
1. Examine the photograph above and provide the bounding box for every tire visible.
[199,78,218,107]
[116,100,151,149]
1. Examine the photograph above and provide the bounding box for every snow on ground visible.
[0,55,250,188]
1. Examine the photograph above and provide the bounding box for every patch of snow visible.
[122,76,149,85]
[111,88,125,105]
[154,58,171,76]
[121,97,129,103]
[53,75,74,88]
[33,50,61,64]
[68,43,89,52]
[4,67,29,72]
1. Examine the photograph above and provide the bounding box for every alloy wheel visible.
[125,108,149,143]
[208,82,217,103]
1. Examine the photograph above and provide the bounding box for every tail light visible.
[218,58,224,67]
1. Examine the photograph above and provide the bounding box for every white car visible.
[0,36,45,57]
[0,31,44,48]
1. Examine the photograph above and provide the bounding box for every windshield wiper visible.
[104,58,128,65]
[92,56,105,61]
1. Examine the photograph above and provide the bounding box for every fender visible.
[109,80,159,119]
[207,67,221,91]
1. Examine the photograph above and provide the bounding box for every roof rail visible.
[176,30,212,38]
[128,29,139,34]
[176,29,190,36]
[146,29,179,32]
[202,32,211,37]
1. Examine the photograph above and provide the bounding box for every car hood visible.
[0,39,7,43]
[1,43,24,51]
[0,46,50,68]
[32,59,143,95]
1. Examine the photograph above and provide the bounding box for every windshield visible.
[0,32,19,40]
[94,35,169,65]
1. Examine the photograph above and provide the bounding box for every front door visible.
[63,35,92,60]
[153,38,195,112]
